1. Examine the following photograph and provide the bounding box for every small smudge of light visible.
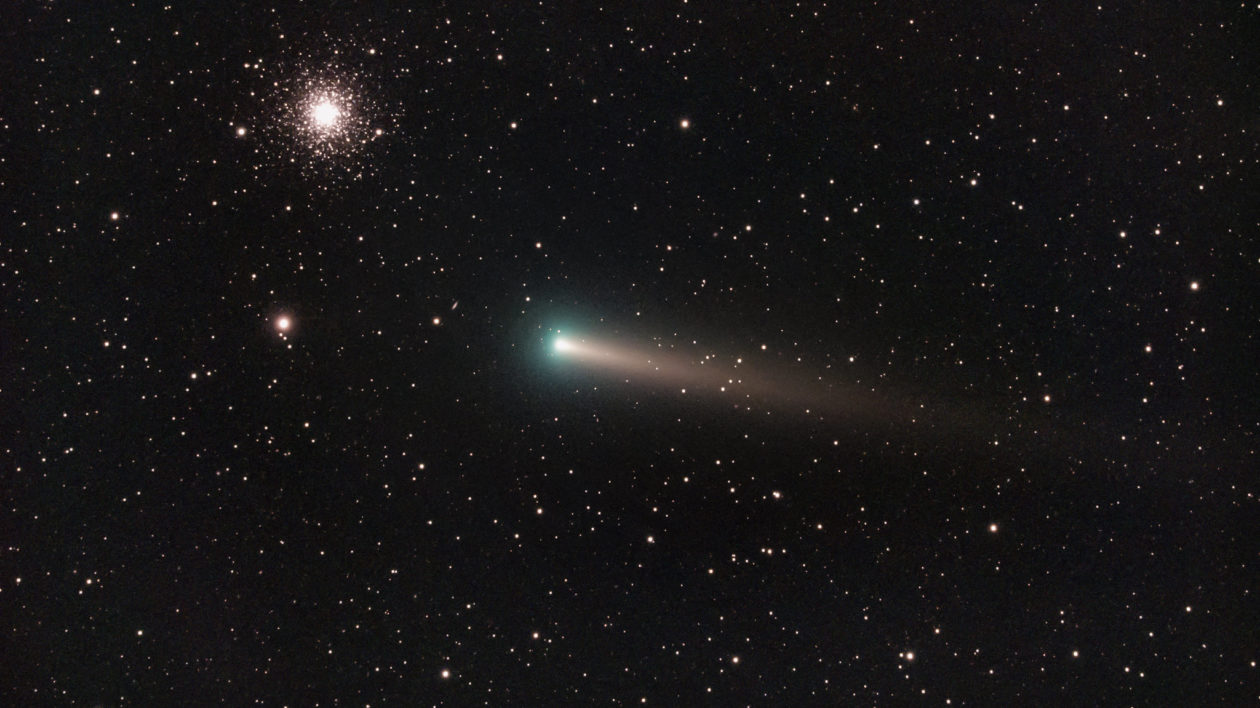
[989,523,999,533]
[236,126,247,137]
[1043,394,1051,403]
[646,535,655,544]
[136,630,144,637]
[110,212,120,221]
[680,118,690,129]
[510,121,518,129]
[1185,606,1192,613]
[904,651,915,661]
[1144,344,1152,353]
[1073,650,1080,658]
[276,317,291,331]
[432,317,441,326]
[1189,281,1200,291]
[440,669,451,679]
[731,656,740,664]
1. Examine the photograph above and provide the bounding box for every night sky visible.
[4,3,1258,705]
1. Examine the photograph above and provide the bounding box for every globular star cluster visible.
[283,79,377,158]
[4,3,1258,706]
[235,46,396,178]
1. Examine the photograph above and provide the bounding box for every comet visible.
[545,328,987,443]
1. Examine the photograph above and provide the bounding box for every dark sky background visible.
[3,2,1258,705]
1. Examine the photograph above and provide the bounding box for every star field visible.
[3,3,1258,705]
